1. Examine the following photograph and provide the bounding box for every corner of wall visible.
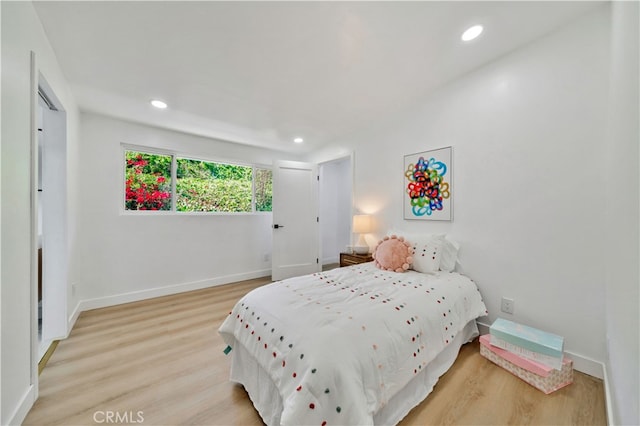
[602,360,617,426]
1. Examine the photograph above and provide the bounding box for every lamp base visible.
[353,245,369,255]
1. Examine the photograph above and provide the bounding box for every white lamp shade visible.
[352,215,372,234]
[352,215,372,254]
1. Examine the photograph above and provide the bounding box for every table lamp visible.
[352,214,372,254]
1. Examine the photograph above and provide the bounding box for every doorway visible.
[319,156,353,268]
[271,160,320,281]
[270,155,353,279]
[34,73,69,363]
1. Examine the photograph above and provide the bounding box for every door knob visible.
[273,224,284,229]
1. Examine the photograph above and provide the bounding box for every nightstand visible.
[340,252,373,267]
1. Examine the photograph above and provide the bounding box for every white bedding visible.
[218,263,487,426]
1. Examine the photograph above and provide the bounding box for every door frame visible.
[30,52,69,394]
[271,160,320,281]
[318,153,355,266]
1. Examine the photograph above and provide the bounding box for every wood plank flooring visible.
[25,277,606,425]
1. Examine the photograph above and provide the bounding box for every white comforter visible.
[218,263,487,426]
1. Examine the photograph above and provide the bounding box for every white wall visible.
[1,1,80,424]
[313,6,612,372]
[319,157,352,264]
[604,2,639,425]
[74,113,302,308]
[2,2,634,425]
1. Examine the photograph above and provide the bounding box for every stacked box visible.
[489,318,564,370]
[480,335,573,394]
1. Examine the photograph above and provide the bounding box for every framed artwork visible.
[403,146,452,221]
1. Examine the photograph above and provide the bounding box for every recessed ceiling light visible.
[461,25,483,42]
[293,137,304,144]
[150,99,168,109]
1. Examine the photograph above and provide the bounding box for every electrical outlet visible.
[263,253,271,262]
[501,297,514,314]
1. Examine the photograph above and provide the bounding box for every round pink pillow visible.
[372,235,414,273]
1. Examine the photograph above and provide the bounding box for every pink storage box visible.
[479,334,573,394]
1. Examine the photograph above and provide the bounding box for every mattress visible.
[219,263,487,425]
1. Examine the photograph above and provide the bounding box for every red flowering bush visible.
[125,153,171,210]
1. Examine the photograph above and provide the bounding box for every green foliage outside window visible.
[177,158,253,212]
[124,149,272,213]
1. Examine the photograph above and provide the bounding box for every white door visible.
[272,160,320,281]
[39,90,68,343]
[40,104,68,342]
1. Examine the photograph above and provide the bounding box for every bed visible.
[219,261,487,425]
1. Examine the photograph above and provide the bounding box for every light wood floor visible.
[25,277,606,426]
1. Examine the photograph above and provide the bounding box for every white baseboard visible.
[477,320,490,336]
[7,384,35,426]
[563,351,604,380]
[68,300,82,336]
[67,269,271,332]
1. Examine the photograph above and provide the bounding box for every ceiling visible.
[33,1,603,154]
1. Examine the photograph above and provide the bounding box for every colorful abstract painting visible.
[404,147,452,221]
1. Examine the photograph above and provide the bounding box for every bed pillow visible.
[411,234,444,273]
[372,235,414,273]
[440,237,460,272]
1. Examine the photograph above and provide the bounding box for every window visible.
[123,148,272,213]
[177,158,252,212]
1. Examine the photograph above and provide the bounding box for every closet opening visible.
[318,155,353,270]
[33,69,69,375]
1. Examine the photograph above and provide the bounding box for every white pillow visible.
[410,234,445,273]
[386,230,460,272]
[440,237,460,272]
